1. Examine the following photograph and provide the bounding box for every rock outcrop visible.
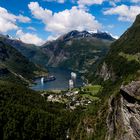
[106,81,140,140]
[97,62,116,81]
[121,81,140,100]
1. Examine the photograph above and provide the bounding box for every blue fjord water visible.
[31,68,84,91]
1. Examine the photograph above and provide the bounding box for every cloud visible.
[16,14,31,23]
[77,0,106,9]
[0,17,18,33]
[77,0,122,7]
[77,0,140,7]
[131,0,140,3]
[28,2,101,37]
[78,0,104,6]
[103,5,140,22]
[109,0,121,6]
[27,26,37,31]
[0,7,31,33]
[111,34,119,39]
[47,35,59,41]
[28,2,52,23]
[44,0,65,3]
[44,0,140,6]
[16,30,45,46]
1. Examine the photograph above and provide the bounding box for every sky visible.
[0,0,140,45]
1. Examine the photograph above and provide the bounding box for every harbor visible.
[31,68,84,91]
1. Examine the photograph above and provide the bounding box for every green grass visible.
[119,52,140,63]
[82,85,102,94]
[81,94,99,101]
[80,85,102,101]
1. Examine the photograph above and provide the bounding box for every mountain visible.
[56,30,114,41]
[97,15,140,139]
[71,14,140,140]
[41,30,115,73]
[0,38,47,84]
[1,14,140,140]
[96,15,140,82]
[0,30,115,74]
[0,36,48,66]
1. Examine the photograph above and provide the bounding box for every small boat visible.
[43,75,56,82]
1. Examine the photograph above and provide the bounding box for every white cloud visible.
[77,0,106,9]
[0,7,31,33]
[109,0,121,6]
[77,0,140,7]
[78,0,104,6]
[28,2,52,23]
[47,35,59,41]
[44,0,65,3]
[103,5,140,22]
[28,2,101,38]
[109,32,119,39]
[112,35,119,39]
[27,26,37,31]
[16,14,31,23]
[77,0,122,7]
[0,17,18,33]
[131,0,140,3]
[44,0,140,6]
[16,30,45,46]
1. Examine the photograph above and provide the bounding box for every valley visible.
[0,7,140,140]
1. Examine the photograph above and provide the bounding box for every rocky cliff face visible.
[106,81,140,140]
[97,62,115,81]
[42,30,114,72]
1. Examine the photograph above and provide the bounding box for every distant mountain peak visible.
[58,30,115,42]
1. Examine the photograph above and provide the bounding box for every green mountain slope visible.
[0,81,72,140]
[42,30,114,73]
[96,14,140,82]
[71,14,140,140]
[0,14,140,140]
[0,36,49,66]
[0,39,47,84]
[0,31,114,74]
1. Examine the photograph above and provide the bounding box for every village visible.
[40,72,102,110]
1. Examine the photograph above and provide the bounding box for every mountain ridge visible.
[91,14,140,83]
[43,30,115,45]
[0,14,140,140]
[0,30,115,75]
[0,39,47,84]
[41,30,115,74]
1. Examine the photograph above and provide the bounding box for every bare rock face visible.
[106,81,140,140]
[45,49,69,67]
[97,62,115,81]
[121,81,140,100]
